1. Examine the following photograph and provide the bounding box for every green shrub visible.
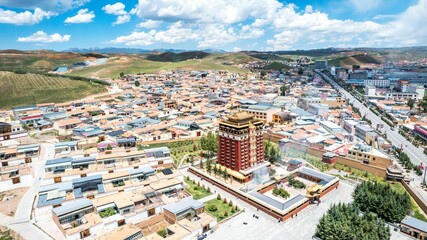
[208,205,218,212]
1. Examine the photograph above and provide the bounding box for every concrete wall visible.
[334,156,387,178]
[188,168,314,222]
[402,181,427,215]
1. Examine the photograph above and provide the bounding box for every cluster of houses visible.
[0,67,411,239]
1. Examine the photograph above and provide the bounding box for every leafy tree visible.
[206,160,212,174]
[407,98,416,110]
[134,80,140,87]
[223,170,229,181]
[264,141,281,164]
[420,96,427,113]
[297,68,304,75]
[280,85,290,96]
[315,203,390,240]
[353,181,411,223]
[119,72,125,78]
[200,132,218,157]
[106,144,112,151]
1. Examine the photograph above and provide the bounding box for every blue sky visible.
[0,0,425,51]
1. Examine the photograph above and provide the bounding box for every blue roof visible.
[128,166,155,176]
[288,159,302,165]
[163,197,204,215]
[45,157,73,166]
[299,167,336,184]
[73,188,83,198]
[107,130,125,137]
[238,99,258,105]
[72,156,96,164]
[249,192,306,211]
[145,146,170,154]
[72,174,102,185]
[39,182,73,193]
[402,216,427,232]
[37,193,65,207]
[52,198,93,216]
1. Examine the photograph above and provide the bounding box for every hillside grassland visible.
[0,71,106,109]
[68,57,248,79]
[327,53,383,67]
[0,52,83,74]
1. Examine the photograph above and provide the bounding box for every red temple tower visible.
[218,112,265,171]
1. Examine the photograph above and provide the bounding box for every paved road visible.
[0,143,54,240]
[317,70,427,202]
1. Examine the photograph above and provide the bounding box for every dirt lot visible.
[0,187,29,216]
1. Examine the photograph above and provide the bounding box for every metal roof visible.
[52,198,93,216]
[401,216,427,233]
[72,156,96,164]
[299,167,336,183]
[249,192,306,211]
[72,174,102,185]
[163,197,204,215]
[45,157,73,166]
[128,166,155,176]
[144,146,170,154]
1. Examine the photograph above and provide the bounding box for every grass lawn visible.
[0,71,106,109]
[205,198,240,222]
[184,178,212,200]
[139,140,205,165]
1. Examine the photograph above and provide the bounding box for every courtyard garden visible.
[184,177,212,200]
[205,195,240,222]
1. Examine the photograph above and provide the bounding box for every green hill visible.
[146,51,210,62]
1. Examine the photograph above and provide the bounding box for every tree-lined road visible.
[316,70,427,166]
[316,70,427,204]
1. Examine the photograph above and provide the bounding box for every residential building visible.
[347,143,391,168]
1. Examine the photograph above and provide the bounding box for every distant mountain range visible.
[64,47,226,54]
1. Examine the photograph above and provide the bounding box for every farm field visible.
[0,71,106,109]
[68,56,247,79]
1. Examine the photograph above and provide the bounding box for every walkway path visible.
[0,143,54,240]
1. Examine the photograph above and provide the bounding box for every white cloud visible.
[374,0,427,46]
[305,5,313,13]
[233,47,242,52]
[64,8,94,23]
[17,31,70,43]
[113,14,130,25]
[110,22,263,48]
[0,7,56,25]
[102,2,127,15]
[102,2,131,26]
[0,0,90,12]
[132,0,281,24]
[110,0,427,49]
[137,20,162,29]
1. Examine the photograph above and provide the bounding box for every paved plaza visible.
[202,177,411,240]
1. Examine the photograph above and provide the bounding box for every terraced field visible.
[0,71,106,109]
